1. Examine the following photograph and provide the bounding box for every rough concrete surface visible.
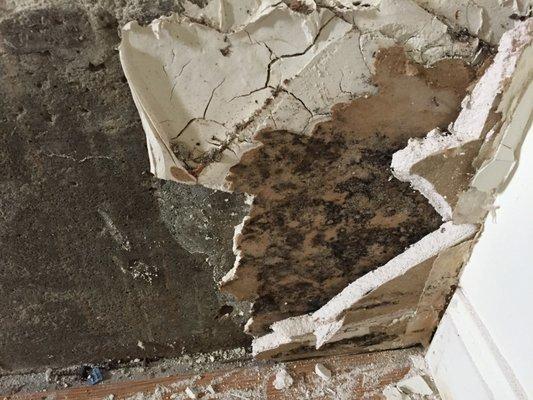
[0,0,250,372]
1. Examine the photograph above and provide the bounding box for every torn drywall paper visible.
[222,46,477,336]
[404,239,474,346]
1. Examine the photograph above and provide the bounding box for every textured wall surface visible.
[0,0,250,372]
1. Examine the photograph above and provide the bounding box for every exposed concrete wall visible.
[0,0,250,372]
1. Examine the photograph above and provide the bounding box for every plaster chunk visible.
[391,20,532,223]
[252,221,477,357]
[314,363,332,380]
[273,367,294,390]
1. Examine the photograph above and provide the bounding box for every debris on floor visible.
[398,375,435,396]
[314,363,332,381]
[382,370,438,399]
[273,367,294,390]
[16,347,437,399]
[87,366,103,385]
[184,386,198,399]
[44,368,53,384]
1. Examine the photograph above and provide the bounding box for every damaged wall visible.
[120,0,532,362]
[223,47,475,335]
[427,88,533,400]
[0,0,531,375]
[251,19,532,359]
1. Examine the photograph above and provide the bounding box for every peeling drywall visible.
[252,222,477,358]
[120,0,532,360]
[119,0,482,191]
[393,19,533,224]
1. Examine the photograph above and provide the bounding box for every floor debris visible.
[273,367,293,390]
[397,375,434,396]
[383,385,406,400]
[314,363,332,381]
[184,386,198,399]
[382,373,437,399]
[86,366,103,385]
[44,368,52,384]
[11,347,439,399]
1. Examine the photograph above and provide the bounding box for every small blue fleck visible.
[87,367,103,385]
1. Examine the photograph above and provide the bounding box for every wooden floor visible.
[5,347,425,400]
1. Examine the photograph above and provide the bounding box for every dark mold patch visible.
[223,47,476,335]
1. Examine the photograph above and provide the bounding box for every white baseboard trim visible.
[426,289,527,400]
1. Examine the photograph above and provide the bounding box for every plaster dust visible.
[36,347,433,400]
[0,347,249,396]
[144,348,438,400]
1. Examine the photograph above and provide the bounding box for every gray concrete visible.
[0,0,250,372]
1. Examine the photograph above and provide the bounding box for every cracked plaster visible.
[119,0,483,191]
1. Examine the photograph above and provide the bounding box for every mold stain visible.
[224,47,477,335]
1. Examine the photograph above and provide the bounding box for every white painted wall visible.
[427,106,533,397]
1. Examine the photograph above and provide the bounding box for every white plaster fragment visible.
[470,51,533,193]
[313,222,476,323]
[273,367,294,390]
[397,375,434,396]
[392,20,533,221]
[252,221,476,356]
[314,363,332,381]
[392,128,462,220]
[184,386,198,399]
[382,386,405,400]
